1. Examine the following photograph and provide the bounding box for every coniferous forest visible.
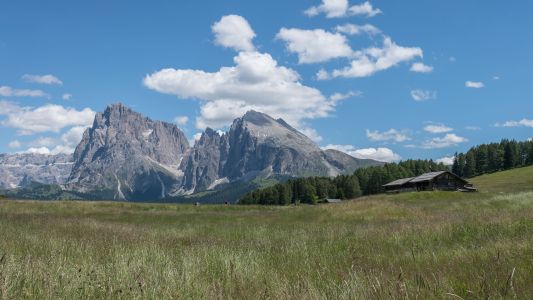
[240,139,533,205]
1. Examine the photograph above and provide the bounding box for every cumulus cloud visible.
[276,28,353,64]
[212,15,256,52]
[316,69,331,80]
[436,156,454,165]
[322,37,423,79]
[329,90,361,102]
[496,118,533,128]
[22,74,63,85]
[422,133,468,149]
[305,0,381,18]
[174,116,189,126]
[366,128,410,143]
[144,51,335,130]
[0,101,95,135]
[465,81,484,88]
[322,144,401,162]
[22,125,90,155]
[29,137,57,147]
[424,124,453,133]
[410,62,433,73]
[335,23,380,35]
[62,93,72,100]
[8,140,21,149]
[411,90,436,101]
[300,127,323,143]
[25,147,53,155]
[0,86,47,97]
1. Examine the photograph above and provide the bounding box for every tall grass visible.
[1,187,532,299]
[1,167,532,299]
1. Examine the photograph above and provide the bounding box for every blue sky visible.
[1,0,532,163]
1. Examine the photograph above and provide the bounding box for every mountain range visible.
[0,104,381,202]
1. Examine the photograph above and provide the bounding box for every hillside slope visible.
[470,165,533,193]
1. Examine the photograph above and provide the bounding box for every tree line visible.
[240,138,533,205]
[452,139,533,178]
[239,159,448,205]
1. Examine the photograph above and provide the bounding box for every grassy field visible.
[1,167,532,299]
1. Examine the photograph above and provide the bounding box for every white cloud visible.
[528,138,532,142]
[29,137,57,147]
[322,144,400,162]
[300,127,323,143]
[276,28,353,64]
[424,124,453,134]
[189,132,203,145]
[62,93,72,100]
[174,116,189,126]
[22,74,63,85]
[436,156,454,166]
[329,90,361,102]
[61,125,89,147]
[492,76,500,80]
[410,62,433,73]
[316,69,331,80]
[410,89,436,101]
[465,81,484,88]
[305,0,381,18]
[0,101,95,135]
[212,15,256,52]
[22,125,89,155]
[8,140,21,149]
[366,128,410,143]
[422,133,468,149]
[324,37,423,79]
[335,23,380,35]
[144,51,335,130]
[25,147,52,155]
[348,1,382,17]
[496,118,533,128]
[0,86,47,97]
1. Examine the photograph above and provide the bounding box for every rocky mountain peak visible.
[1,104,380,201]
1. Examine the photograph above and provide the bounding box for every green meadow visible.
[1,167,532,299]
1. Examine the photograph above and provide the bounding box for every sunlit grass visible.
[0,167,532,298]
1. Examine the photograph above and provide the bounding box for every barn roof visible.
[383,171,467,187]
[409,171,447,183]
[383,177,415,187]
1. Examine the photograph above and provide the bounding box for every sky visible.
[1,0,532,164]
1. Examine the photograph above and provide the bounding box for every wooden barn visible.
[383,171,475,193]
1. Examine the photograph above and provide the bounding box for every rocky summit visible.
[66,103,190,200]
[1,104,381,201]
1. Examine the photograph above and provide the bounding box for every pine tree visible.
[475,145,488,174]
[456,154,466,177]
[452,153,460,175]
[302,183,317,204]
[528,142,533,165]
[464,151,476,178]
[503,141,517,169]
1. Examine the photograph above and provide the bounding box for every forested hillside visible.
[240,160,448,205]
[241,138,533,205]
[452,139,533,177]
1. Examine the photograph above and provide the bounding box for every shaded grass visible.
[0,168,532,298]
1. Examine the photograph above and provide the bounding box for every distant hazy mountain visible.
[1,104,382,201]
[0,153,73,189]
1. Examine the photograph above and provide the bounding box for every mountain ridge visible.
[0,104,382,201]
